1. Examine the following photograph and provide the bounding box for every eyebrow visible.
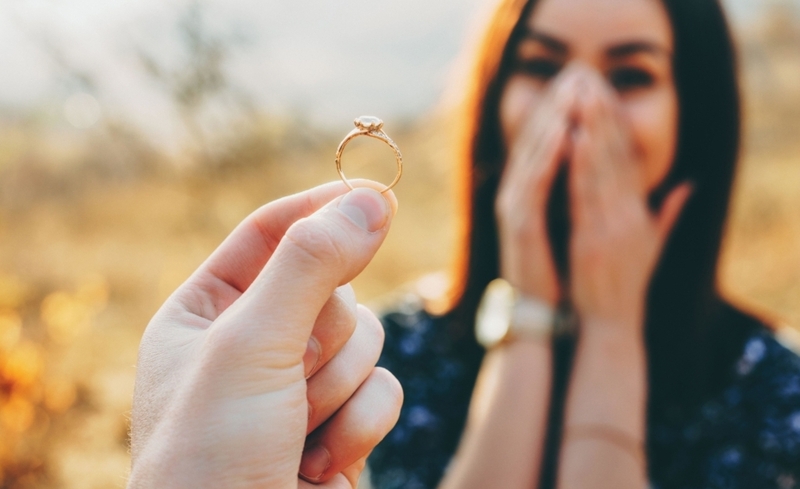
[521,30,568,55]
[607,42,671,59]
[521,28,671,59]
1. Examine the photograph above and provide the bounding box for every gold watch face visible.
[475,279,515,348]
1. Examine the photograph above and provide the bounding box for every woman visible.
[368,0,800,488]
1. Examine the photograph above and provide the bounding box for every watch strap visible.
[508,295,556,341]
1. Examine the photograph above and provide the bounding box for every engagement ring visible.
[335,116,403,194]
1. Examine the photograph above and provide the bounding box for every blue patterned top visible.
[368,302,800,489]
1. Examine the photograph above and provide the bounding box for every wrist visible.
[568,323,648,433]
[581,317,643,339]
[578,303,644,338]
[499,270,560,308]
[577,323,646,365]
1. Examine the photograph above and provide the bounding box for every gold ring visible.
[335,116,403,194]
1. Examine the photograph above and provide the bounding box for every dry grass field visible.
[0,11,798,489]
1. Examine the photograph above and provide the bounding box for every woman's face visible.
[499,0,677,192]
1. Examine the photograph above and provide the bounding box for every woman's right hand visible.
[495,66,584,305]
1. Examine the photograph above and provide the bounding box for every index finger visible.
[203,186,397,379]
[174,179,398,322]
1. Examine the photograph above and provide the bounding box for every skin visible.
[498,0,680,305]
[128,182,404,489]
[440,0,691,487]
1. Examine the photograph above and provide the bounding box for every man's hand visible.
[128,181,403,489]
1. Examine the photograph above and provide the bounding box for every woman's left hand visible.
[568,73,692,335]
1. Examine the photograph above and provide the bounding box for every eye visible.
[608,67,655,91]
[513,58,562,81]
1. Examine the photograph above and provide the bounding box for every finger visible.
[210,187,396,372]
[589,79,642,195]
[550,61,592,112]
[175,179,398,322]
[500,88,574,216]
[339,455,369,489]
[655,182,693,242]
[300,368,403,484]
[300,475,351,489]
[504,112,560,186]
[578,72,623,143]
[506,65,584,171]
[583,73,633,165]
[574,79,636,203]
[307,305,384,433]
[304,285,358,379]
[573,82,605,185]
[506,117,570,210]
[299,456,368,489]
[569,124,598,225]
[534,122,570,195]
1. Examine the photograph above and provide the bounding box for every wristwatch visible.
[475,278,571,348]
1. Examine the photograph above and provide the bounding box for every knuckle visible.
[356,306,385,356]
[249,205,285,253]
[283,217,348,270]
[200,326,246,370]
[334,284,357,309]
[203,322,242,356]
[610,217,635,239]
[370,367,404,414]
[203,322,296,372]
[346,368,403,441]
[322,291,358,333]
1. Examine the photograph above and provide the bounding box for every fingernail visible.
[338,188,390,232]
[303,336,321,379]
[299,445,330,482]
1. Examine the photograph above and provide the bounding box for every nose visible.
[559,61,601,89]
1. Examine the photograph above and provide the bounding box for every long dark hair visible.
[444,0,760,484]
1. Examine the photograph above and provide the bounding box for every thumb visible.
[655,182,693,243]
[213,187,395,368]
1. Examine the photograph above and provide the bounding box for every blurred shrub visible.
[0,274,107,489]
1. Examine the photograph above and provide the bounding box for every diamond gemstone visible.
[354,116,384,131]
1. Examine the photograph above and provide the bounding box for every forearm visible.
[439,340,552,489]
[556,324,648,489]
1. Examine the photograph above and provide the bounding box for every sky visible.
[0,0,795,143]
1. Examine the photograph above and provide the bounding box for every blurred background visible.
[0,0,798,487]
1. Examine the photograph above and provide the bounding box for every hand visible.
[496,65,586,305]
[568,73,692,333]
[128,181,404,489]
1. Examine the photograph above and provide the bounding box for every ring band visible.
[335,116,403,194]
